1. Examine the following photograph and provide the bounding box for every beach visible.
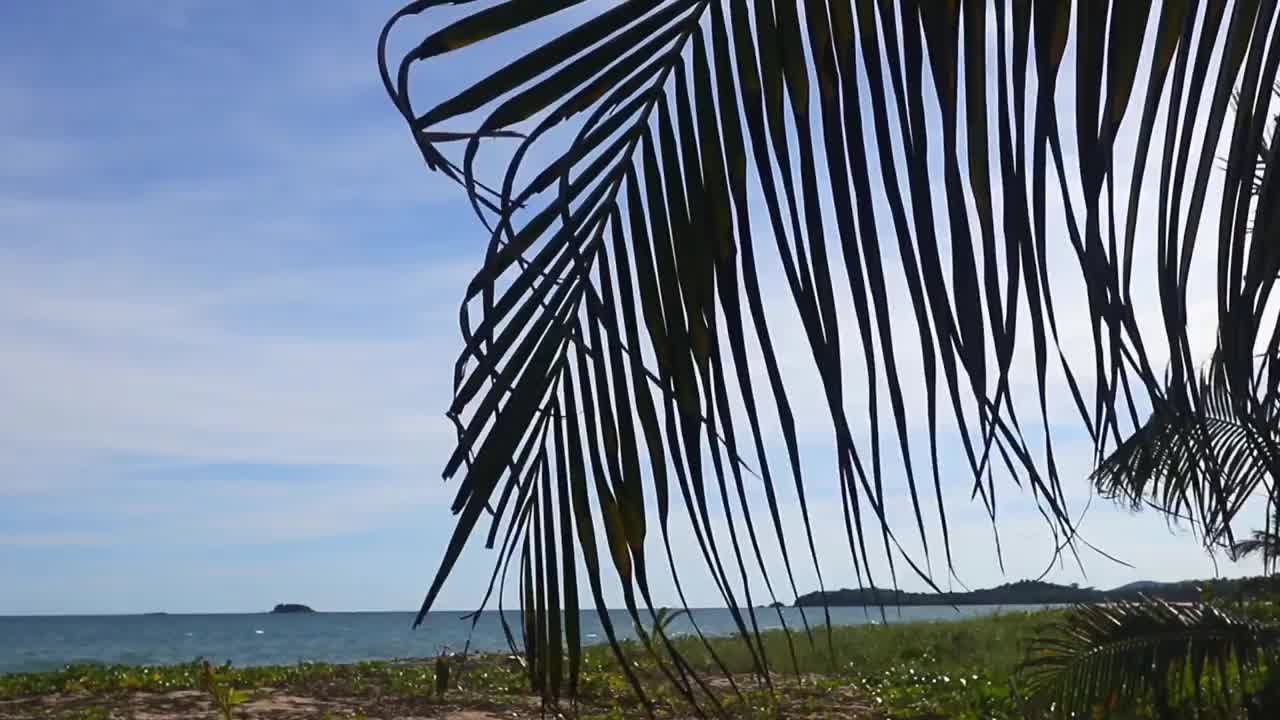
[0,611,1044,719]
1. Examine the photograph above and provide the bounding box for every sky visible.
[0,1,1267,616]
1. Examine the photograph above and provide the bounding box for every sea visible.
[0,604,1034,675]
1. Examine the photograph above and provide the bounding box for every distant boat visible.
[270,603,316,614]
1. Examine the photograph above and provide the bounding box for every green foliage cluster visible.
[200,660,251,720]
[0,655,522,702]
[648,611,1045,719]
[1024,594,1280,719]
[659,608,1049,675]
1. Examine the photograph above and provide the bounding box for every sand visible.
[0,688,541,719]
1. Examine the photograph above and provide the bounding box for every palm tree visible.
[1012,58,1280,714]
[1091,354,1280,553]
[1233,531,1280,575]
[1021,599,1280,719]
[378,0,1280,711]
[1019,371,1280,718]
[1020,352,1280,717]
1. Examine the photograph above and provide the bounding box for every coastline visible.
[0,610,1050,719]
[0,604,1027,675]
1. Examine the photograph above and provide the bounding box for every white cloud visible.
[0,255,471,481]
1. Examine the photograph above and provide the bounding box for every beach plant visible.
[434,652,451,699]
[379,0,1280,712]
[634,607,690,645]
[200,660,250,720]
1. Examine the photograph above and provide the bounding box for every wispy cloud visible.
[0,1,480,581]
[0,257,466,476]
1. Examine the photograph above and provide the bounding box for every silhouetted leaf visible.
[380,1,1280,711]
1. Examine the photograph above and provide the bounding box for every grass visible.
[0,610,1058,719]
[598,609,1054,718]
[662,607,1047,675]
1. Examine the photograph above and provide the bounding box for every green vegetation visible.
[0,655,518,700]
[659,609,1045,679]
[1022,598,1280,719]
[647,610,1049,718]
[200,660,251,720]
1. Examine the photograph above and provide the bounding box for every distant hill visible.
[794,577,1268,607]
[1110,580,1165,593]
[270,603,315,614]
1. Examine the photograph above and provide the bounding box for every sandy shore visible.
[0,688,547,719]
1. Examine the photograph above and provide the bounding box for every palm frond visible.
[379,0,1280,707]
[1232,530,1280,560]
[1093,356,1280,547]
[1232,530,1280,575]
[1021,599,1280,719]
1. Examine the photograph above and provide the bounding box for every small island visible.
[270,603,315,614]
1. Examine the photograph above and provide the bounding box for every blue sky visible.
[0,1,1264,615]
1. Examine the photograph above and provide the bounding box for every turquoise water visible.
[0,604,1033,674]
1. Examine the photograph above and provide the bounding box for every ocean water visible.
[0,604,1034,674]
